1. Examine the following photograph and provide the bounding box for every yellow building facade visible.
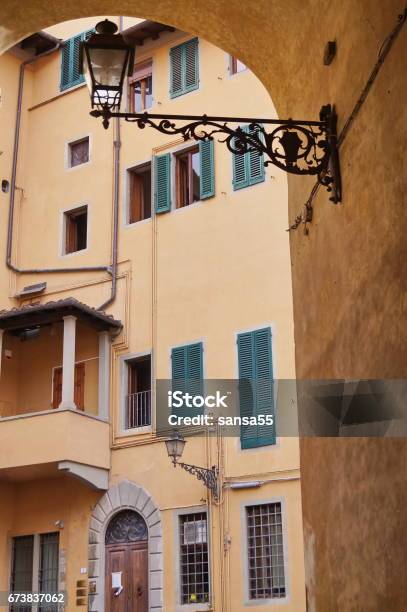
[0,16,306,612]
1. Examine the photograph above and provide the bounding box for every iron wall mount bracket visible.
[171,460,219,501]
[90,104,341,203]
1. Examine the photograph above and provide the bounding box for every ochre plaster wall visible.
[0,1,406,610]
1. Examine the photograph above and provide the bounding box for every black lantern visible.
[165,430,186,466]
[80,19,134,119]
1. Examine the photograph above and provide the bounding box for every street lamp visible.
[80,19,134,124]
[82,19,341,202]
[165,431,219,501]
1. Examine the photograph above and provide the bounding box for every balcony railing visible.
[126,390,151,429]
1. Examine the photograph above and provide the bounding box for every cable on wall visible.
[287,7,407,234]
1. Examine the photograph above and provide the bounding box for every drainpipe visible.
[7,41,111,276]
[98,15,124,310]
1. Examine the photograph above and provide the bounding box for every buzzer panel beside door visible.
[105,542,148,612]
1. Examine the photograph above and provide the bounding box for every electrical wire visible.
[287,7,407,233]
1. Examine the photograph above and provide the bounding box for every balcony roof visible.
[123,20,175,46]
[0,298,122,332]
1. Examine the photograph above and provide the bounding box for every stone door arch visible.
[88,480,163,612]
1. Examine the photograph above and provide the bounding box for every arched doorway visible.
[105,510,148,612]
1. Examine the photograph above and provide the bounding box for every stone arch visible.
[88,480,163,612]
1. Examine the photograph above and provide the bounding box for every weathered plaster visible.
[0,1,406,609]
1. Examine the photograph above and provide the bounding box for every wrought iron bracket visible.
[173,460,219,501]
[90,104,341,203]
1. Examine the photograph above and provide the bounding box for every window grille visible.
[10,536,34,612]
[179,512,209,605]
[39,533,59,612]
[246,503,286,599]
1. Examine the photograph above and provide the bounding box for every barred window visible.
[39,532,59,612]
[179,512,209,605]
[246,503,286,600]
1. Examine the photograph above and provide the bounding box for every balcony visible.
[0,298,122,488]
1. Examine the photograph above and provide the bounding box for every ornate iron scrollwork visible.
[90,104,341,202]
[177,462,219,501]
[105,509,148,545]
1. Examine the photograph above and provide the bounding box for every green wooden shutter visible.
[253,328,275,446]
[232,127,249,190]
[171,343,203,417]
[232,125,265,190]
[170,44,183,97]
[154,153,171,213]
[170,38,199,98]
[186,343,203,400]
[248,125,265,185]
[238,328,275,448]
[60,39,72,90]
[199,140,215,199]
[237,332,256,446]
[184,38,199,93]
[60,30,93,91]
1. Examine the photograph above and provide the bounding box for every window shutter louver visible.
[254,328,275,446]
[60,30,93,91]
[184,38,199,92]
[170,45,183,97]
[199,140,215,199]
[171,343,203,417]
[238,332,256,445]
[70,34,83,86]
[170,38,199,98]
[60,40,72,90]
[154,153,171,213]
[238,328,275,449]
[232,125,265,190]
[248,125,265,185]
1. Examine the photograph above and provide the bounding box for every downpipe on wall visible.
[6,40,113,278]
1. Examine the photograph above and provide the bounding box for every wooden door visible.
[105,542,148,612]
[52,363,85,410]
[74,362,85,411]
[52,367,62,408]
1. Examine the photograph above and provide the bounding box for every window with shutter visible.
[170,38,199,98]
[171,343,203,416]
[154,153,171,214]
[237,328,275,448]
[232,125,265,190]
[60,30,93,91]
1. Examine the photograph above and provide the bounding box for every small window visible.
[246,503,286,600]
[68,137,89,168]
[64,206,87,254]
[128,164,152,224]
[126,355,151,429]
[175,146,200,208]
[179,512,209,605]
[11,533,59,612]
[129,60,153,112]
[230,55,247,75]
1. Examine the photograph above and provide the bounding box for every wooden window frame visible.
[64,205,88,254]
[230,55,247,75]
[68,136,89,168]
[175,146,200,208]
[128,60,153,113]
[127,163,152,224]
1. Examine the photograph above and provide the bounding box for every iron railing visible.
[126,390,151,429]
